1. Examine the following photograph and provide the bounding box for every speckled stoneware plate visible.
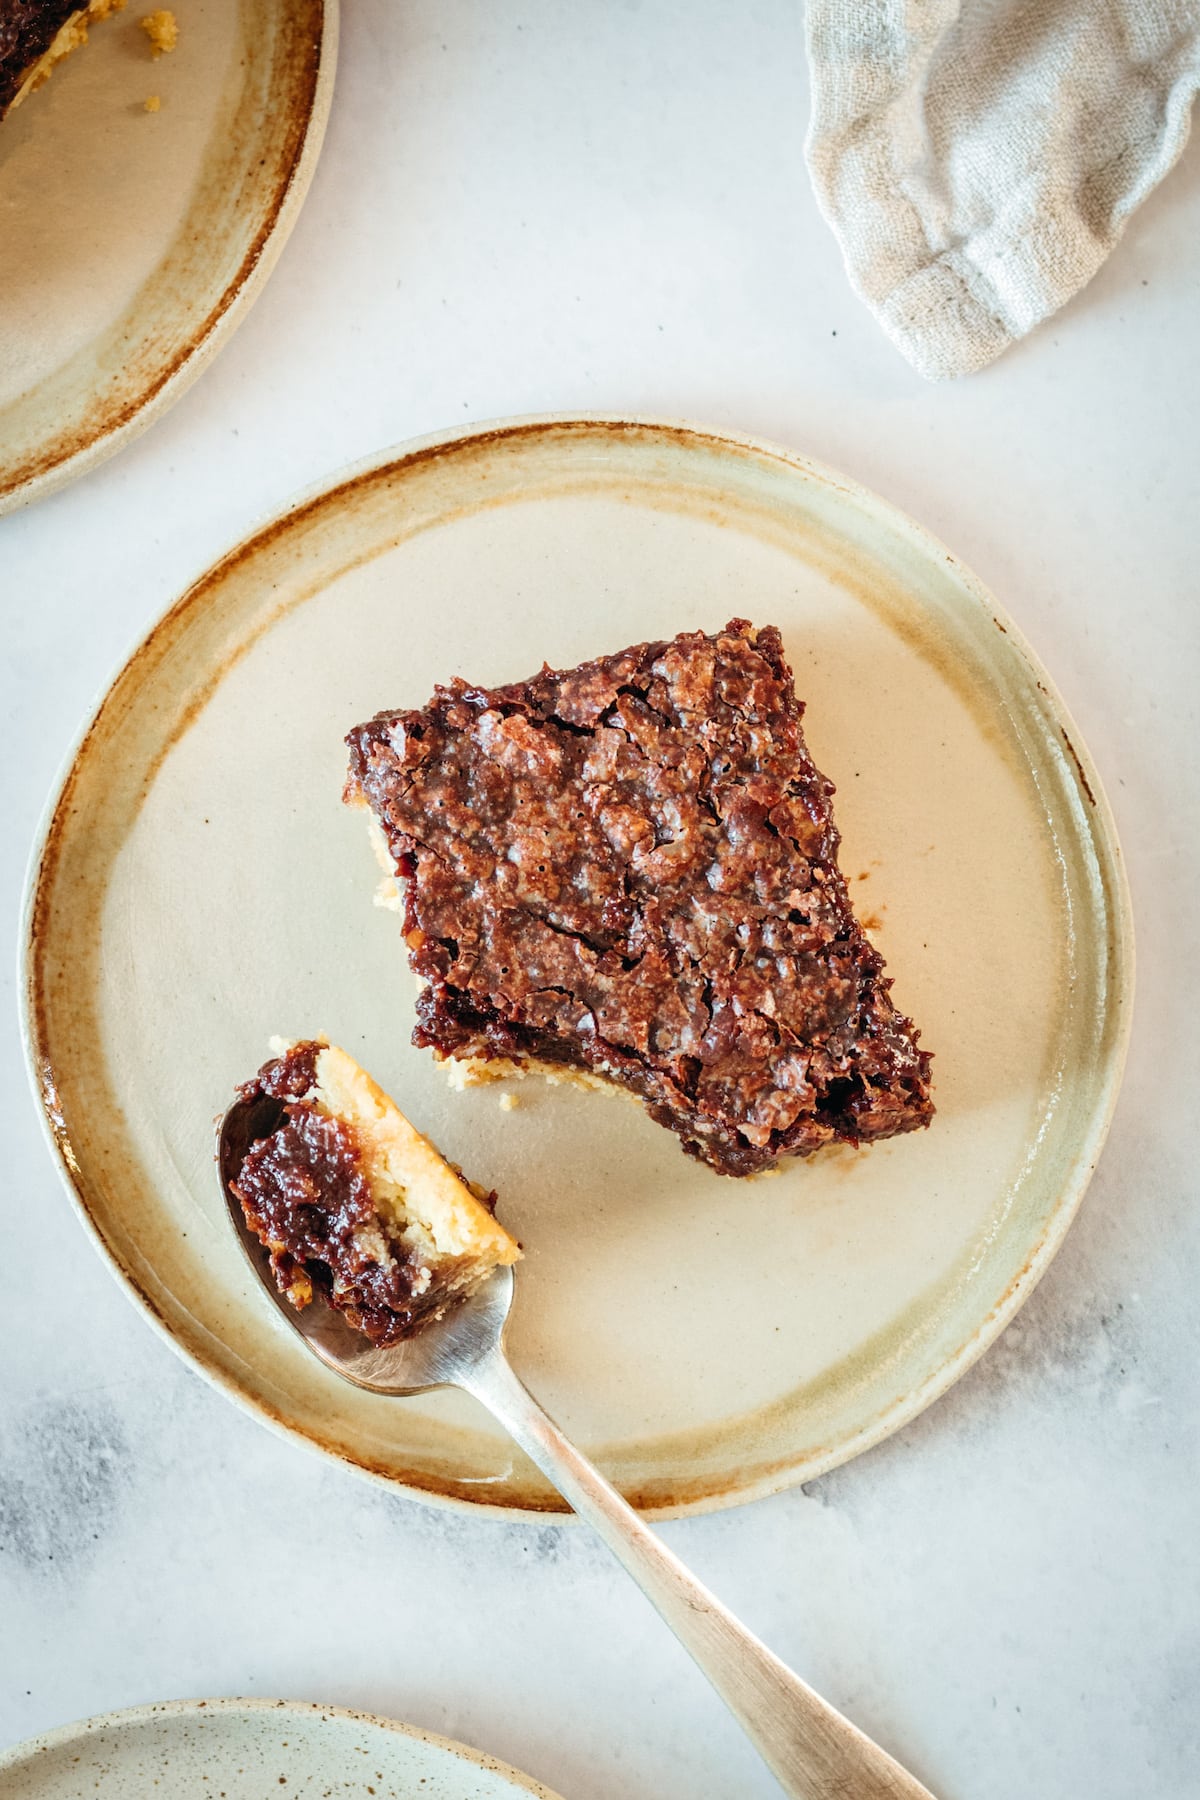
[0,0,335,515]
[22,417,1133,1518]
[0,1698,562,1798]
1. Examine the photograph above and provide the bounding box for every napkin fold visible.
[805,0,1200,379]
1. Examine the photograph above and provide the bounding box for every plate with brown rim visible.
[0,0,335,515]
[22,416,1133,1518]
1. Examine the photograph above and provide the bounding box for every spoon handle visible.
[461,1347,936,1800]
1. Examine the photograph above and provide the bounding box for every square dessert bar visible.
[345,620,933,1176]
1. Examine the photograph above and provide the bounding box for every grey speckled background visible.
[2,4,1198,1797]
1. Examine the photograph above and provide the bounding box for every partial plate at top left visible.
[0,0,336,514]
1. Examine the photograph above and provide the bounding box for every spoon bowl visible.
[218,1092,518,1395]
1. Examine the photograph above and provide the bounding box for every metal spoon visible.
[219,1094,937,1800]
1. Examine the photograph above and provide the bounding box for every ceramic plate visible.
[0,0,335,514]
[23,417,1133,1518]
[0,1698,561,1798]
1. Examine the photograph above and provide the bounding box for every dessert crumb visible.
[143,93,160,110]
[498,1092,519,1112]
[139,9,178,56]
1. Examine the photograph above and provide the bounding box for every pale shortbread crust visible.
[362,806,404,912]
[8,0,126,114]
[437,1048,627,1098]
[269,1036,520,1280]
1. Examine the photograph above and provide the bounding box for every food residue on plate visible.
[138,8,177,56]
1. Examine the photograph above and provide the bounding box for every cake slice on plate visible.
[345,619,934,1178]
[1,0,126,121]
[229,1038,519,1345]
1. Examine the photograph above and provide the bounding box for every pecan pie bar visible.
[345,621,933,1177]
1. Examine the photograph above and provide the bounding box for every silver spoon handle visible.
[462,1346,936,1800]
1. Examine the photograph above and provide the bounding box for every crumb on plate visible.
[345,621,935,1178]
[139,8,177,55]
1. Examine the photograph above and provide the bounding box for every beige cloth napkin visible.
[805,1,1200,379]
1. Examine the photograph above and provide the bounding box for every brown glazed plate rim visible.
[0,1696,563,1796]
[0,0,338,516]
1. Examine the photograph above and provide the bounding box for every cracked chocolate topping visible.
[1,0,83,116]
[345,620,934,1176]
[231,1041,440,1344]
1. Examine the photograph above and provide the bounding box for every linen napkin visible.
[805,0,1200,379]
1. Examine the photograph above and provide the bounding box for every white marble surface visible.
[2,4,1198,1797]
